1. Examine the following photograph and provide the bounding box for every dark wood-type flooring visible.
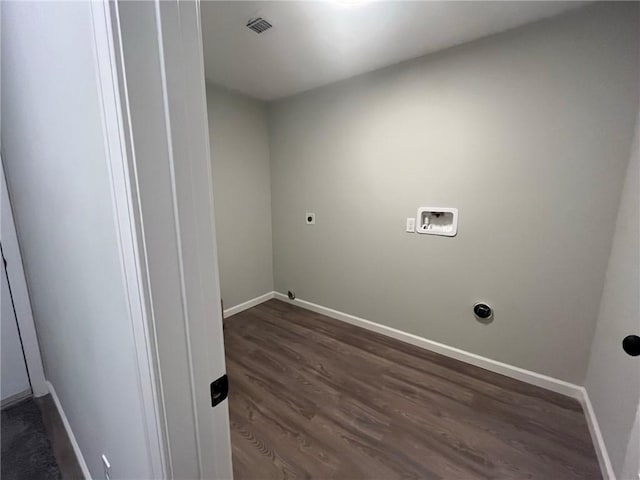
[224,299,600,479]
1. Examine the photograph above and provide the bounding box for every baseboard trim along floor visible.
[0,389,32,409]
[224,292,275,318]
[580,387,616,479]
[248,291,612,480]
[39,292,612,479]
[45,381,91,479]
[273,292,580,396]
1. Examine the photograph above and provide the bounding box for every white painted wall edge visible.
[579,387,616,480]
[45,381,91,480]
[243,291,613,477]
[224,292,275,318]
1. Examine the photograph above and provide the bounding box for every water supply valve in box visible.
[416,207,458,237]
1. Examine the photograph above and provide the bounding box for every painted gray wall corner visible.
[585,112,640,478]
[207,84,274,309]
[268,3,640,384]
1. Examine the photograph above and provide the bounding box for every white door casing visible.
[153,2,233,477]
[0,159,47,399]
[1,246,30,402]
[89,2,168,477]
[99,0,233,477]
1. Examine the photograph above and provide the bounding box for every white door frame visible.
[149,2,233,477]
[0,159,48,398]
[90,3,168,478]
[90,0,233,477]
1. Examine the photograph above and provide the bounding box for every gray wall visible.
[269,3,639,384]
[1,2,153,477]
[585,114,639,478]
[207,85,274,309]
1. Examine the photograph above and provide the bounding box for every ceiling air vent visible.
[246,17,272,34]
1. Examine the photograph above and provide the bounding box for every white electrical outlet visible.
[102,454,111,480]
[305,212,316,225]
[406,217,415,233]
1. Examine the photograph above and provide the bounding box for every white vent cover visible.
[246,17,272,34]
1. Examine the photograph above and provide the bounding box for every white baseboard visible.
[224,291,275,318]
[273,292,583,399]
[1,388,32,409]
[579,387,615,480]
[270,292,612,478]
[46,381,91,479]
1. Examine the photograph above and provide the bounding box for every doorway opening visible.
[199,2,639,479]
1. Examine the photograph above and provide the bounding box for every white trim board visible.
[0,161,48,398]
[580,387,616,480]
[273,292,583,399]
[107,2,234,477]
[224,292,275,318]
[90,2,167,477]
[46,381,91,480]
[0,389,31,409]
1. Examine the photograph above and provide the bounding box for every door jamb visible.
[0,159,48,398]
[89,2,168,478]
[89,0,234,477]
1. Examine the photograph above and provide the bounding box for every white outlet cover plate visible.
[406,217,416,232]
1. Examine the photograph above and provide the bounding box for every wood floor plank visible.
[224,299,601,479]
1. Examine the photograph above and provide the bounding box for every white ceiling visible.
[201,1,588,101]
